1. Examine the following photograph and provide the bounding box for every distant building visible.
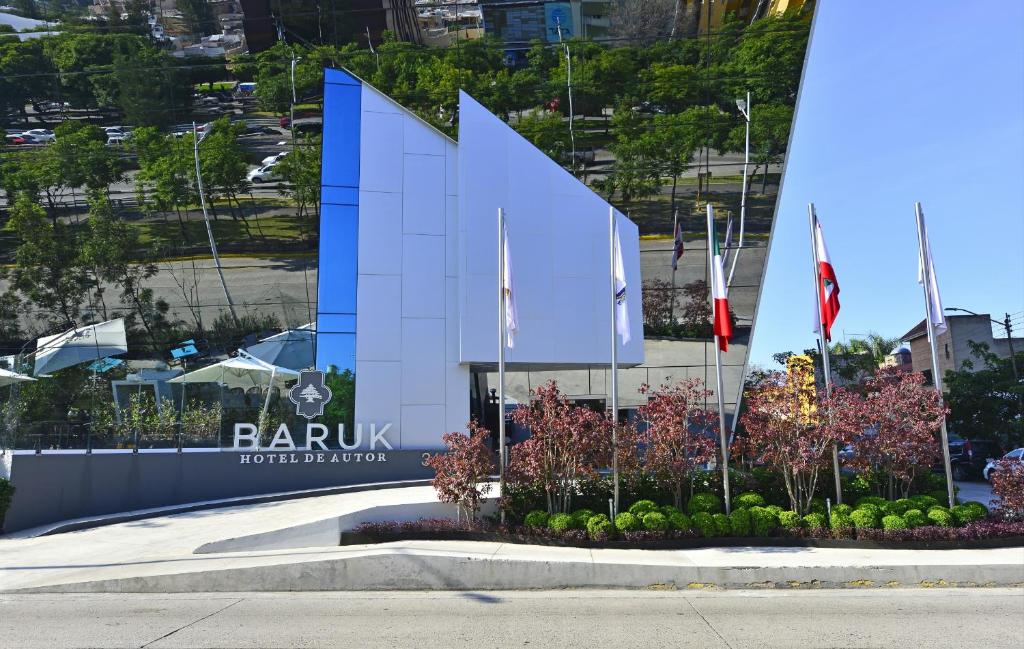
[900,313,1023,382]
[687,0,814,33]
[882,345,912,372]
[480,0,612,56]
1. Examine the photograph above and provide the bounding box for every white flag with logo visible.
[503,220,518,348]
[916,208,947,335]
[613,221,631,345]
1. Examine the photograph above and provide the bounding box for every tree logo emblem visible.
[288,369,333,419]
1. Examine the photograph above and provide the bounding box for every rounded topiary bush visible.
[855,495,886,509]
[628,500,658,517]
[808,498,827,515]
[892,498,914,515]
[881,514,908,530]
[856,503,882,523]
[833,503,853,517]
[850,508,879,529]
[642,511,670,532]
[711,513,731,537]
[964,501,989,519]
[614,512,641,532]
[765,505,784,516]
[830,511,854,531]
[778,510,801,530]
[667,512,691,532]
[571,509,596,529]
[548,513,575,532]
[659,505,682,518]
[903,508,927,528]
[748,506,779,537]
[927,490,951,505]
[586,514,614,540]
[524,510,549,529]
[728,508,753,536]
[927,507,954,528]
[734,491,766,509]
[911,495,938,510]
[803,512,827,530]
[691,512,716,537]
[687,492,723,515]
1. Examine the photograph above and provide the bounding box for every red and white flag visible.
[671,216,684,271]
[812,218,840,341]
[709,215,732,352]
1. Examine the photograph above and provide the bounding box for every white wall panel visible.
[354,361,402,449]
[402,154,445,235]
[357,191,402,276]
[360,111,403,193]
[445,141,458,197]
[355,275,401,362]
[401,234,445,319]
[401,405,446,449]
[401,317,446,405]
[362,85,401,115]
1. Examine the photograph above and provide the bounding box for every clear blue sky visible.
[749,0,1024,369]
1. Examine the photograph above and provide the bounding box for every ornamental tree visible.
[426,420,493,520]
[851,368,946,499]
[635,379,717,508]
[991,460,1024,521]
[740,367,860,515]
[508,381,611,514]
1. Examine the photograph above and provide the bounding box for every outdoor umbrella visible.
[169,350,299,424]
[33,319,128,376]
[0,367,36,388]
[244,325,315,371]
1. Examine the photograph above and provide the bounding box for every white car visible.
[106,133,129,146]
[984,448,1024,482]
[21,129,55,143]
[247,163,280,183]
[104,126,126,135]
[261,151,288,166]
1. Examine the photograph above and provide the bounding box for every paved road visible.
[0,589,1020,648]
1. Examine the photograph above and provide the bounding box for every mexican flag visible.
[710,220,733,352]
[812,219,840,341]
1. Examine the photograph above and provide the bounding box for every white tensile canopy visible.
[169,350,299,423]
[0,367,36,388]
[33,319,128,376]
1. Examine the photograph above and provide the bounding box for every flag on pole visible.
[722,212,734,267]
[811,218,841,342]
[671,217,684,271]
[710,221,733,352]
[916,208,947,335]
[613,220,631,344]
[502,220,518,348]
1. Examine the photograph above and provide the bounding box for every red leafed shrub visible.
[991,460,1024,520]
[635,379,717,509]
[425,420,493,519]
[508,381,611,514]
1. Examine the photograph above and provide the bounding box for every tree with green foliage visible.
[178,0,218,37]
[276,135,321,225]
[0,38,52,122]
[945,342,1024,448]
[115,46,190,127]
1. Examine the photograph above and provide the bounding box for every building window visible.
[944,343,950,359]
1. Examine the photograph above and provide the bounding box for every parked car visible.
[946,436,1002,481]
[4,134,28,145]
[261,151,288,166]
[34,100,70,112]
[292,117,322,134]
[21,128,55,142]
[984,448,1024,482]
[106,133,129,146]
[279,115,290,128]
[247,163,280,183]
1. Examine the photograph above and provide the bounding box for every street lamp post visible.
[727,92,750,288]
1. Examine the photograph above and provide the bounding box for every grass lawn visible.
[194,81,237,92]
[134,212,312,249]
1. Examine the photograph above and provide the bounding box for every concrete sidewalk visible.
[1,486,1021,593]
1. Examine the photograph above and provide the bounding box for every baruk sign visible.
[232,422,395,465]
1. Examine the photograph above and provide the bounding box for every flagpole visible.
[808,203,843,505]
[707,203,732,515]
[497,207,508,524]
[609,206,620,517]
[915,202,955,508]
[670,208,678,322]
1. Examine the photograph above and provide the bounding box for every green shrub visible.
[803,512,827,530]
[667,512,691,531]
[614,512,641,532]
[850,508,878,529]
[949,505,980,526]
[778,511,801,530]
[586,514,614,540]
[711,513,731,536]
[856,503,882,524]
[892,498,914,515]
[628,500,658,517]
[728,508,753,536]
[855,495,886,508]
[911,495,938,510]
[927,490,951,505]
[734,491,766,509]
[903,508,927,527]
[963,501,989,519]
[830,511,854,531]
[523,510,549,528]
[881,514,908,530]
[927,504,949,515]
[687,492,723,515]
[659,505,682,518]
[749,506,779,537]
[0,478,13,531]
[833,503,853,516]
[571,509,596,529]
[548,513,575,532]
[642,511,670,532]
[808,498,827,515]
[927,508,954,528]
[691,512,717,537]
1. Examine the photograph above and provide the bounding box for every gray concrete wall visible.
[2,450,434,533]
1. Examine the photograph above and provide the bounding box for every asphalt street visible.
[0,589,1020,648]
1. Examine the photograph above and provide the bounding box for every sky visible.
[748,1,1024,369]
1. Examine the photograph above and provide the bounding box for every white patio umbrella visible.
[244,324,315,371]
[169,350,299,425]
[0,367,36,388]
[33,318,128,376]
